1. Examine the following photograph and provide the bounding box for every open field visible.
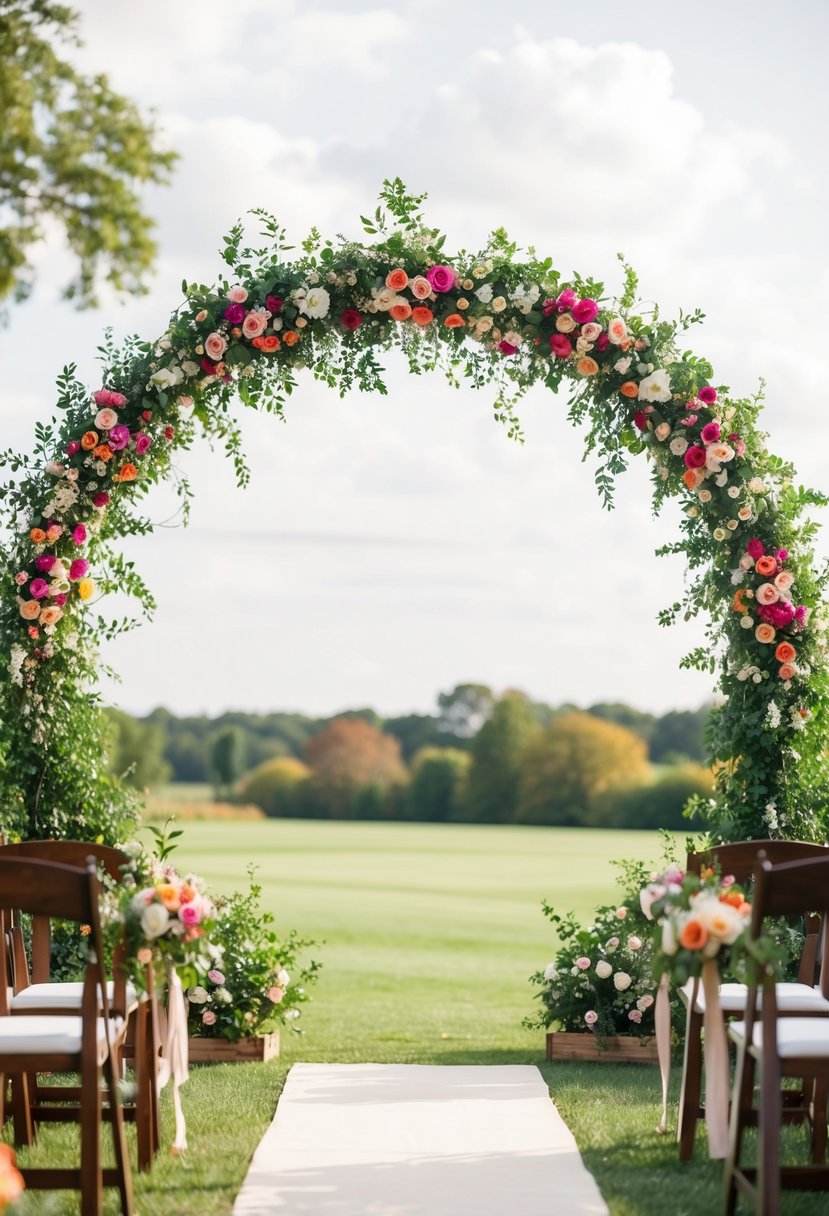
[9,820,826,1214]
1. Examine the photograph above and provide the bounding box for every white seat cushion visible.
[0,1015,123,1055]
[11,980,137,1012]
[681,978,829,1014]
[729,1017,829,1058]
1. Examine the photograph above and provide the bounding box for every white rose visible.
[140,902,170,940]
[637,369,672,403]
[543,963,557,981]
[492,296,507,313]
[613,971,632,991]
[149,365,184,390]
[614,356,632,374]
[740,615,755,629]
[299,286,331,319]
[748,477,766,493]
[595,960,613,979]
[669,436,688,456]
[277,969,290,987]
[713,527,728,541]
[475,283,493,304]
[727,486,740,499]
[698,489,712,503]
[739,554,755,570]
[187,986,209,1005]
[181,360,200,377]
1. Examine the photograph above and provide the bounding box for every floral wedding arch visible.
[1,181,827,844]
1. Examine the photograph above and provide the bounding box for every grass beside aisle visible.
[7,820,826,1215]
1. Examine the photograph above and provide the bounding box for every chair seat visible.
[729,1017,829,1058]
[11,980,138,1013]
[681,978,829,1014]
[0,1014,123,1055]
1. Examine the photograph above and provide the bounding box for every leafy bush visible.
[589,764,715,830]
[239,756,311,818]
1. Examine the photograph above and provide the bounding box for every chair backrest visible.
[751,853,829,1000]
[0,855,104,1017]
[687,839,829,986]
[0,840,130,987]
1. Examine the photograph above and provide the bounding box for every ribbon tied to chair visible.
[156,961,189,1154]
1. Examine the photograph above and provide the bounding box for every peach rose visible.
[756,582,779,605]
[227,286,248,303]
[444,314,464,328]
[92,444,113,462]
[385,268,409,291]
[39,604,63,626]
[252,335,281,352]
[775,641,796,664]
[81,431,98,450]
[607,317,628,344]
[733,590,748,613]
[156,883,181,912]
[390,302,412,321]
[242,310,269,339]
[194,309,208,323]
[682,468,704,489]
[116,463,137,482]
[29,528,47,544]
[410,276,432,300]
[755,623,776,644]
[778,662,796,681]
[411,306,433,326]
[204,332,228,360]
[576,356,599,376]
[19,599,40,621]
[774,571,794,592]
[755,556,777,576]
[555,313,576,333]
[679,918,708,950]
[283,330,300,346]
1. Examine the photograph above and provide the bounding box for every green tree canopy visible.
[464,691,539,823]
[0,0,176,307]
[407,747,471,822]
[104,707,170,791]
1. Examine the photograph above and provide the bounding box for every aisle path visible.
[233,1063,609,1215]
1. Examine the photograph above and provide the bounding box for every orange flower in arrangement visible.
[755,623,776,644]
[29,527,47,544]
[683,468,703,490]
[679,918,709,950]
[19,600,40,621]
[115,463,137,483]
[576,356,599,376]
[719,889,746,909]
[252,335,280,352]
[92,444,114,462]
[411,306,433,326]
[755,555,777,576]
[390,302,412,322]
[156,884,181,912]
[0,1143,24,1207]
[81,430,99,450]
[385,268,409,292]
[443,314,464,329]
[775,641,796,663]
[620,381,639,398]
[778,662,796,681]
[732,589,748,613]
[283,331,300,347]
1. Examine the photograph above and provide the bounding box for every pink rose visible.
[29,578,49,599]
[595,332,610,351]
[615,907,628,920]
[207,969,225,985]
[584,1010,598,1026]
[575,956,591,970]
[555,288,577,313]
[204,332,228,361]
[227,286,248,303]
[409,276,432,300]
[700,421,720,444]
[93,492,109,508]
[72,524,86,545]
[683,446,706,469]
[179,901,203,927]
[195,309,208,323]
[267,986,284,1004]
[134,434,152,456]
[137,947,153,966]
[35,555,56,572]
[69,558,89,580]
[426,265,454,293]
[242,310,269,339]
[607,317,628,345]
[698,386,717,404]
[14,572,28,586]
[572,298,598,325]
[94,408,118,431]
[202,1009,217,1025]
[628,1010,643,1023]
[108,424,130,451]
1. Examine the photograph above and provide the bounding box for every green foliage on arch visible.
[1,180,827,843]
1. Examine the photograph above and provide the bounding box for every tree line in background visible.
[106,685,713,830]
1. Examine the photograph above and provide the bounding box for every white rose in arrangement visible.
[187,986,209,1005]
[543,963,557,982]
[669,436,688,456]
[139,902,170,940]
[277,969,290,987]
[740,615,755,629]
[637,995,655,1012]
[492,296,507,313]
[475,283,494,304]
[637,369,672,402]
[698,489,713,503]
[627,936,643,951]
[739,554,755,571]
[713,527,728,542]
[748,477,766,493]
[614,356,632,375]
[595,960,613,979]
[613,972,632,991]
[298,286,331,319]
[691,893,745,944]
[149,365,184,390]
[214,987,232,1004]
[727,486,741,499]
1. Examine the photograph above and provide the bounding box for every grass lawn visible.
[9,820,826,1214]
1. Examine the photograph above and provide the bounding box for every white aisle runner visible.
[233,1063,609,1216]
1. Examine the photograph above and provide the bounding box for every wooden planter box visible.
[187,1031,279,1063]
[546,1031,658,1064]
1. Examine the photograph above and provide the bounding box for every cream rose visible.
[492,296,507,313]
[581,322,602,342]
[595,960,613,979]
[555,312,576,333]
[756,582,780,605]
[774,571,794,592]
[140,902,170,939]
[670,436,689,456]
[613,972,632,991]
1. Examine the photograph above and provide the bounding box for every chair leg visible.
[80,1058,103,1216]
[810,1076,828,1164]
[724,1043,755,1216]
[678,1006,704,1161]
[758,1047,781,1216]
[9,1074,34,1147]
[103,1051,134,1215]
[132,1004,152,1171]
[148,997,161,1156]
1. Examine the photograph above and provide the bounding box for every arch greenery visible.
[1,180,827,843]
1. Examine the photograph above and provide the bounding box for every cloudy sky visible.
[2,0,827,719]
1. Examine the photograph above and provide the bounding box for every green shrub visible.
[239,756,311,818]
[589,764,715,830]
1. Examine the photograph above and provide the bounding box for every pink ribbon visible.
[156,962,189,1154]
[655,974,671,1134]
[701,958,729,1158]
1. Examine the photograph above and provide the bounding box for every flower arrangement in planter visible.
[526,859,675,1055]
[185,866,321,1047]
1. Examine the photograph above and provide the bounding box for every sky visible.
[2,0,827,720]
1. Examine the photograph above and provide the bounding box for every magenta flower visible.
[698,386,718,404]
[683,446,707,469]
[549,333,573,359]
[747,538,765,559]
[634,411,648,432]
[595,332,610,351]
[72,524,86,545]
[35,555,56,572]
[775,548,788,563]
[555,288,577,313]
[69,558,89,581]
[542,298,557,318]
[179,902,203,927]
[53,593,67,607]
[498,340,518,356]
[572,298,599,325]
[108,424,130,451]
[341,309,362,330]
[29,578,49,599]
[795,605,808,624]
[426,264,455,293]
[134,434,152,456]
[265,295,283,314]
[66,440,80,456]
[700,422,720,444]
[224,302,245,325]
[759,601,795,628]
[92,492,109,508]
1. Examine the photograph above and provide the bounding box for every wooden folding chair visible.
[725,852,829,1214]
[0,840,160,1170]
[0,854,133,1215]
[677,839,829,1161]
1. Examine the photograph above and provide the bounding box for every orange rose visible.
[283,331,300,347]
[719,890,745,908]
[92,444,113,462]
[411,306,433,326]
[443,314,464,329]
[179,883,196,904]
[19,599,40,621]
[385,268,409,292]
[29,528,47,544]
[683,469,703,490]
[390,303,412,322]
[116,463,137,483]
[81,431,99,450]
[755,623,776,644]
[620,381,639,398]
[775,641,796,663]
[39,604,63,626]
[679,918,709,951]
[156,884,181,912]
[755,556,777,576]
[732,590,748,613]
[252,335,281,352]
[778,662,796,681]
[576,356,599,376]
